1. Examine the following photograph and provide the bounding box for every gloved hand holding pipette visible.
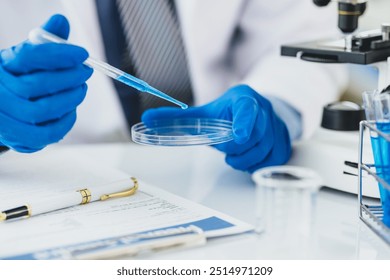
[28,21,187,109]
[0,15,93,152]
[0,14,187,153]
[142,85,292,173]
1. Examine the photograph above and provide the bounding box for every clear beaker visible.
[252,166,322,253]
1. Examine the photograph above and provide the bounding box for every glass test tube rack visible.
[358,121,390,245]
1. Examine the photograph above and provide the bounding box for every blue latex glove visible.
[142,85,292,173]
[0,14,93,153]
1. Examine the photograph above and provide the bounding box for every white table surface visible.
[59,141,390,260]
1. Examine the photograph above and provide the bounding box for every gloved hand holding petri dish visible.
[137,85,291,173]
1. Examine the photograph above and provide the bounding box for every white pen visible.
[0,177,138,222]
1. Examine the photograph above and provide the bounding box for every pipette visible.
[28,28,188,109]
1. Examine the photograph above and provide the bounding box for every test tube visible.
[362,90,390,224]
[374,92,390,122]
[362,90,379,122]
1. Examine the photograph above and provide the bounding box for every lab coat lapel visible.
[176,0,244,102]
[177,0,243,57]
[60,0,107,60]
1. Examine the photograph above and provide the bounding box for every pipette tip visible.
[147,88,188,109]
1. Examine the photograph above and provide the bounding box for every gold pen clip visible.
[100,177,139,201]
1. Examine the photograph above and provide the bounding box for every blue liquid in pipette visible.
[116,75,188,109]
[27,28,188,109]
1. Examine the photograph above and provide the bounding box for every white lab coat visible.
[0,0,347,143]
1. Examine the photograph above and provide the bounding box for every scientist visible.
[0,0,347,173]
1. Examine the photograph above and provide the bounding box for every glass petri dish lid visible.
[131,118,234,146]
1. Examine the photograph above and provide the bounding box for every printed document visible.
[0,148,253,259]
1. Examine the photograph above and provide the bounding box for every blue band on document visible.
[172,216,234,231]
[3,216,234,260]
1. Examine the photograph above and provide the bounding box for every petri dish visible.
[131,118,234,146]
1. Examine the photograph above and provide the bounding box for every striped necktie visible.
[115,0,193,113]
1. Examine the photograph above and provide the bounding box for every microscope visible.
[282,0,390,90]
[284,0,389,197]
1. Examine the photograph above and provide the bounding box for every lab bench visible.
[68,141,390,259]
